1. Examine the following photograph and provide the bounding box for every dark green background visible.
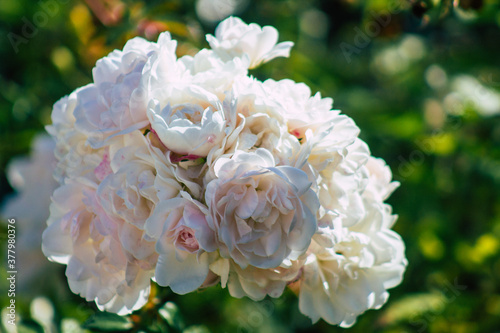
[1,0,500,332]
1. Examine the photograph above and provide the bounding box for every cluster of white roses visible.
[41,17,407,327]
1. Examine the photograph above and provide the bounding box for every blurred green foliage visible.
[1,0,500,332]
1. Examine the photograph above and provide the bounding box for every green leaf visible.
[146,322,170,333]
[159,302,185,331]
[82,312,133,332]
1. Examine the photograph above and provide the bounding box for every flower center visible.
[175,227,199,253]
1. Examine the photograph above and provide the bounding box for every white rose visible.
[145,192,216,294]
[177,48,249,99]
[205,148,319,269]
[315,139,370,230]
[42,180,157,315]
[74,33,177,148]
[273,81,362,174]
[97,131,158,230]
[145,36,248,108]
[147,89,226,157]
[148,83,254,171]
[207,16,294,69]
[230,76,300,165]
[47,91,103,182]
[262,79,334,123]
[299,217,406,327]
[299,151,406,327]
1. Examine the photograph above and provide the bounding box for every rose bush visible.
[41,16,406,327]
